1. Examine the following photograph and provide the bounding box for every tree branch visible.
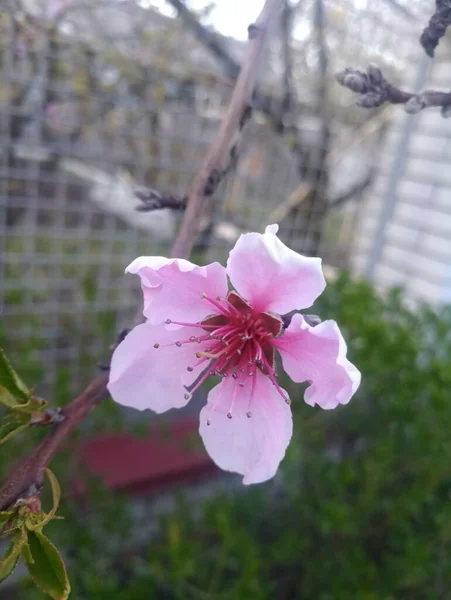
[382,0,416,22]
[164,0,240,79]
[0,0,284,510]
[170,0,285,258]
[420,0,451,58]
[135,187,186,212]
[329,175,373,208]
[336,65,451,117]
[0,374,109,511]
[165,0,307,127]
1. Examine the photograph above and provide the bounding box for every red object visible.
[77,419,219,495]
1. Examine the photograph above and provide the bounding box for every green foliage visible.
[0,530,27,584]
[0,418,29,447]
[0,468,69,598]
[0,348,30,403]
[10,273,451,599]
[24,531,70,600]
[0,350,50,446]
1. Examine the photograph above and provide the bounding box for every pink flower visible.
[108,225,361,484]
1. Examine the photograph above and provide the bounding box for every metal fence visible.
[0,0,426,395]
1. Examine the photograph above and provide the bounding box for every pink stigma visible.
[153,291,289,411]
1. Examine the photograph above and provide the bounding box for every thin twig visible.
[165,0,309,127]
[280,0,296,117]
[382,0,416,21]
[291,0,330,256]
[268,183,312,223]
[135,187,186,212]
[420,0,451,58]
[0,374,109,510]
[327,108,394,164]
[171,0,285,258]
[336,65,451,117]
[329,175,373,208]
[269,109,392,222]
[164,0,240,79]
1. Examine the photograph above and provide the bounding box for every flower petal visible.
[273,314,361,410]
[108,322,208,413]
[126,257,228,325]
[199,373,292,484]
[226,224,326,314]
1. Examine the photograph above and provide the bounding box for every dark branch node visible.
[100,327,131,368]
[240,105,253,129]
[204,169,222,196]
[336,65,408,108]
[281,312,322,329]
[336,65,451,117]
[247,23,264,39]
[30,407,65,427]
[135,187,186,212]
[117,328,131,344]
[420,0,451,57]
[304,314,322,327]
[45,408,64,425]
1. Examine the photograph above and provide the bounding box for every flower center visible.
[154,291,290,421]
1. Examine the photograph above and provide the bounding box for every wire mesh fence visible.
[0,0,430,395]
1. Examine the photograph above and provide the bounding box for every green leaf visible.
[14,397,48,417]
[0,511,13,532]
[0,418,29,446]
[0,386,20,409]
[23,530,71,600]
[0,349,30,403]
[44,469,61,522]
[0,386,46,417]
[28,469,62,531]
[0,529,27,584]
[27,396,48,412]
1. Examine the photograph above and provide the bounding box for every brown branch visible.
[0,374,109,511]
[171,0,285,258]
[0,0,284,511]
[336,65,451,117]
[165,0,309,127]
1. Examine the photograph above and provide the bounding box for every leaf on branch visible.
[27,469,62,531]
[0,349,31,404]
[0,511,13,533]
[0,390,47,417]
[0,528,27,584]
[0,350,48,421]
[0,386,21,410]
[0,404,53,447]
[0,417,29,447]
[23,530,71,600]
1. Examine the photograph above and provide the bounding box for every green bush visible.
[13,273,451,599]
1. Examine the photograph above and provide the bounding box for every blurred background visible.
[2,0,451,598]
